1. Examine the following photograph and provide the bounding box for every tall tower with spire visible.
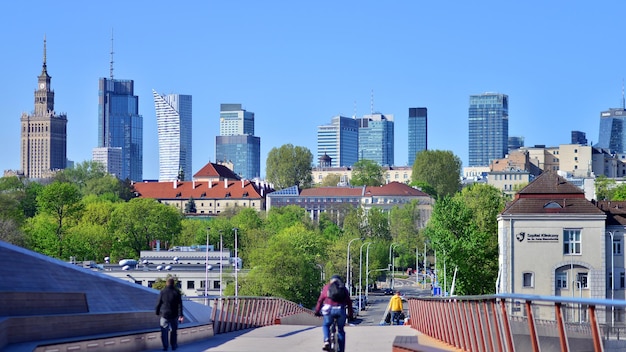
[20,37,67,179]
[96,32,143,182]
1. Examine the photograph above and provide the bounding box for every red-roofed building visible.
[133,162,273,215]
[497,171,614,323]
[267,181,434,224]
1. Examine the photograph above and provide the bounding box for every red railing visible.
[210,296,317,334]
[408,293,626,352]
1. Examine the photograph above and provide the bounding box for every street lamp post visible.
[219,230,223,297]
[365,243,373,301]
[346,237,360,295]
[205,227,210,304]
[359,242,371,311]
[233,227,238,298]
[389,243,399,290]
[608,230,615,327]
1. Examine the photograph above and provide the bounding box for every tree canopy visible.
[350,159,384,186]
[265,144,313,190]
[411,150,462,198]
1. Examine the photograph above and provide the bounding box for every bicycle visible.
[326,318,339,352]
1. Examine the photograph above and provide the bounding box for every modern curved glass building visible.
[153,90,192,182]
[596,108,626,153]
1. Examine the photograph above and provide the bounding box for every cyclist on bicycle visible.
[314,275,354,352]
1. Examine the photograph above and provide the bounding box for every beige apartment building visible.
[497,171,615,323]
[311,166,412,185]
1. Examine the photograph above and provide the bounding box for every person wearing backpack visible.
[314,275,354,352]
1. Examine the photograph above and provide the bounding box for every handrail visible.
[209,296,318,335]
[408,294,626,352]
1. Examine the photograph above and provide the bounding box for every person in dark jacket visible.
[156,278,184,351]
[314,275,354,352]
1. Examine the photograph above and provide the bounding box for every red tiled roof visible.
[133,179,270,200]
[501,171,602,215]
[516,171,584,197]
[597,201,626,226]
[193,162,240,180]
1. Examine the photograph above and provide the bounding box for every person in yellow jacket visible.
[388,291,403,325]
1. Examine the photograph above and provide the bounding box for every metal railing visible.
[408,293,626,352]
[206,296,318,334]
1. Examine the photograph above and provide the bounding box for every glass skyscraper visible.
[317,115,359,167]
[358,113,394,166]
[596,108,626,152]
[215,104,260,179]
[98,78,143,182]
[408,107,427,166]
[153,90,192,182]
[468,93,509,167]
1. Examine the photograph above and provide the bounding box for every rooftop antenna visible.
[353,100,357,119]
[622,78,626,110]
[370,89,374,115]
[42,34,47,69]
[622,78,625,110]
[110,28,114,79]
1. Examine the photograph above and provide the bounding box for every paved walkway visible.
[146,324,462,352]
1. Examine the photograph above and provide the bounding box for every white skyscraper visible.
[92,147,122,178]
[153,90,192,182]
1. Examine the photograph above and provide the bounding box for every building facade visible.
[20,38,67,179]
[408,107,427,166]
[216,135,261,179]
[215,104,260,179]
[98,78,143,182]
[267,181,433,225]
[153,91,192,182]
[219,104,254,136]
[92,147,122,178]
[317,116,359,168]
[597,108,626,153]
[571,130,588,146]
[358,113,394,166]
[497,172,609,323]
[311,165,412,185]
[468,93,509,167]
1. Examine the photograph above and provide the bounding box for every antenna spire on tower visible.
[110,28,114,80]
[42,34,47,72]
[370,89,374,114]
[622,78,626,110]
[622,78,625,110]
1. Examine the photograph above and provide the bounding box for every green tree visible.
[242,223,325,307]
[411,150,462,198]
[54,160,107,190]
[0,218,26,247]
[185,197,197,213]
[595,175,616,201]
[612,184,626,201]
[350,159,383,186]
[319,173,341,187]
[266,144,313,190]
[109,198,182,258]
[36,182,83,258]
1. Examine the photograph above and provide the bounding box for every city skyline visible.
[2,2,626,179]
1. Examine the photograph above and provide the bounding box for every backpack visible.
[328,281,347,302]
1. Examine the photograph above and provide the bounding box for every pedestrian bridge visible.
[2,241,626,351]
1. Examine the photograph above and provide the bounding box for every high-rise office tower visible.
[408,107,427,166]
[97,78,143,182]
[358,113,394,166]
[468,93,509,167]
[153,90,192,182]
[20,37,67,179]
[596,109,626,152]
[571,131,588,146]
[215,104,260,179]
[508,136,524,153]
[317,115,359,168]
[92,147,122,178]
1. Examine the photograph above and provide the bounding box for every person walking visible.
[314,275,354,352]
[388,291,403,325]
[156,278,184,351]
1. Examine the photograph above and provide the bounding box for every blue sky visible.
[2,1,625,179]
